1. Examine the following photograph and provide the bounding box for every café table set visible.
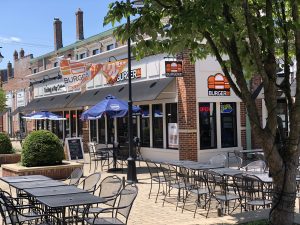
[0,175,106,224]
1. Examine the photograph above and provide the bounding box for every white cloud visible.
[0,36,22,43]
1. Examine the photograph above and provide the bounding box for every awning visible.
[24,92,80,112]
[11,106,28,116]
[67,78,175,108]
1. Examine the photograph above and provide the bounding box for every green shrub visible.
[0,132,13,154]
[21,130,64,167]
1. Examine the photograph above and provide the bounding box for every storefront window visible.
[199,103,217,149]
[77,110,83,137]
[90,120,97,142]
[52,111,63,139]
[166,103,178,149]
[117,117,138,145]
[70,110,77,137]
[152,104,163,148]
[140,105,150,147]
[98,117,105,144]
[220,102,237,148]
[64,111,70,138]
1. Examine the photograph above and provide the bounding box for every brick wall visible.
[177,50,198,161]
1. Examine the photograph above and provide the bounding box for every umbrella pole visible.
[126,8,137,183]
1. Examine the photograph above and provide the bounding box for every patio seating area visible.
[1,153,300,225]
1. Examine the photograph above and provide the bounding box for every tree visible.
[105,0,299,224]
[0,88,6,113]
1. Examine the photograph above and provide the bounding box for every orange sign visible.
[207,73,230,96]
[59,59,128,90]
[165,61,183,77]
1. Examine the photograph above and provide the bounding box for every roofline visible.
[30,27,117,63]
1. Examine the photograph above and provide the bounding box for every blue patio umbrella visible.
[23,111,66,120]
[81,95,140,120]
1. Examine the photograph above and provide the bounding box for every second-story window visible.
[53,62,58,67]
[79,53,86,59]
[92,49,100,55]
[33,68,38,74]
[106,44,114,51]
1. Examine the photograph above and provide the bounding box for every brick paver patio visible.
[1,156,299,225]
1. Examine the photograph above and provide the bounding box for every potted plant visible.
[0,132,21,165]
[2,130,83,179]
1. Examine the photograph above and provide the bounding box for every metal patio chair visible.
[242,160,266,173]
[88,142,110,172]
[145,161,167,203]
[242,174,272,210]
[78,172,101,194]
[65,167,83,186]
[209,154,227,167]
[84,184,138,225]
[0,189,61,225]
[203,170,240,217]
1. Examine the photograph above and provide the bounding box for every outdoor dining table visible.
[0,175,52,183]
[9,179,67,190]
[34,192,106,224]
[23,185,87,197]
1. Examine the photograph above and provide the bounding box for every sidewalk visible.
[1,159,299,225]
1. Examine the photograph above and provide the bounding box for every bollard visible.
[122,176,126,188]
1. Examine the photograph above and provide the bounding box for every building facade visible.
[4,9,266,162]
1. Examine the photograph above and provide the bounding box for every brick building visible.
[4,8,268,162]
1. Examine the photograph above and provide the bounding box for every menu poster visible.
[65,138,84,161]
[168,123,178,148]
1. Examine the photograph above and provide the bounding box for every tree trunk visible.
[270,159,297,225]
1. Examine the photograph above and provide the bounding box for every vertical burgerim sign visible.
[207,73,230,96]
[59,59,128,90]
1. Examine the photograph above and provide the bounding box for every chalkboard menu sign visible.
[65,138,84,161]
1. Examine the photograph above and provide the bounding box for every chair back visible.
[145,161,160,178]
[68,167,83,186]
[243,160,266,173]
[209,154,227,167]
[98,175,122,207]
[79,172,101,193]
[115,184,138,224]
[0,190,20,225]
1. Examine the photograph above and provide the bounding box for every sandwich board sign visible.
[65,137,84,161]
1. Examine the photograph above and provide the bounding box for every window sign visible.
[44,83,66,95]
[16,91,25,107]
[168,123,178,148]
[221,103,233,114]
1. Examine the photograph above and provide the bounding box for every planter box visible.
[0,153,21,165]
[1,161,83,180]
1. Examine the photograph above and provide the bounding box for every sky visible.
[0,0,119,69]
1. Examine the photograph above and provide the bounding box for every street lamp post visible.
[126,0,137,183]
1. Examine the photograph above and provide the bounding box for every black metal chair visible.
[78,172,101,194]
[0,189,61,225]
[242,160,266,173]
[203,170,240,217]
[182,168,209,217]
[65,167,83,186]
[84,184,138,225]
[145,161,166,203]
[241,174,272,210]
[75,175,123,220]
[88,142,110,172]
